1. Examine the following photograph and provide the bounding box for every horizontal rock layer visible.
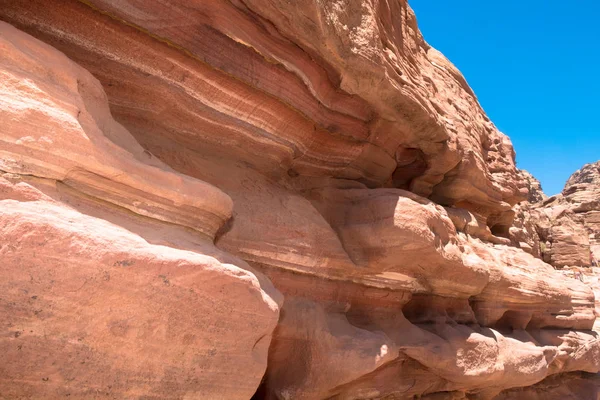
[0,23,280,399]
[512,162,600,268]
[0,1,598,399]
[0,0,527,222]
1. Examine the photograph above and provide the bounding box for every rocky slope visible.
[0,1,598,399]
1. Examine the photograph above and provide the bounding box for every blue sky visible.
[410,0,600,195]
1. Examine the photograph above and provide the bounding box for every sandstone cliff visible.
[557,161,600,263]
[0,1,598,399]
[513,161,600,269]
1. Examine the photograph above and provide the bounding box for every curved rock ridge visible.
[0,21,232,240]
[0,0,526,227]
[0,180,280,399]
[0,2,599,400]
[0,21,280,399]
[259,271,599,399]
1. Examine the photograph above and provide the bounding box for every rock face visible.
[520,170,547,204]
[563,161,600,262]
[513,162,600,268]
[0,21,280,399]
[508,171,546,258]
[0,1,598,399]
[494,372,600,400]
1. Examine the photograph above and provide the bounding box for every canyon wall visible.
[0,1,598,399]
[511,162,600,269]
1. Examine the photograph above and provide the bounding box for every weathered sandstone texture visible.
[0,21,280,399]
[0,1,599,399]
[512,162,600,268]
[556,161,600,264]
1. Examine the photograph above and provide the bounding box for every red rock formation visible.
[0,22,280,398]
[0,1,598,399]
[563,161,600,262]
[494,372,600,400]
[505,172,544,257]
[514,162,600,268]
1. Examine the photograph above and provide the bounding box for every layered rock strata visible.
[0,1,598,399]
[556,161,600,263]
[512,162,600,268]
[0,22,280,399]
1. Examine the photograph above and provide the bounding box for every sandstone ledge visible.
[0,2,598,399]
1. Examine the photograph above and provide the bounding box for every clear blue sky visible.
[410,0,600,195]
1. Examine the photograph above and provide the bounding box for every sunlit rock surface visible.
[514,162,600,268]
[0,1,598,399]
[0,22,280,399]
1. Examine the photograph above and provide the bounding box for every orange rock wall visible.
[0,1,598,399]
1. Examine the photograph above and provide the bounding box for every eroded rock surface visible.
[0,22,280,399]
[513,162,600,268]
[494,372,600,400]
[0,1,599,399]
[562,161,600,262]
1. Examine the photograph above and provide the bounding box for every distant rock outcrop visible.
[563,161,600,261]
[508,171,547,257]
[522,170,548,204]
[514,161,600,268]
